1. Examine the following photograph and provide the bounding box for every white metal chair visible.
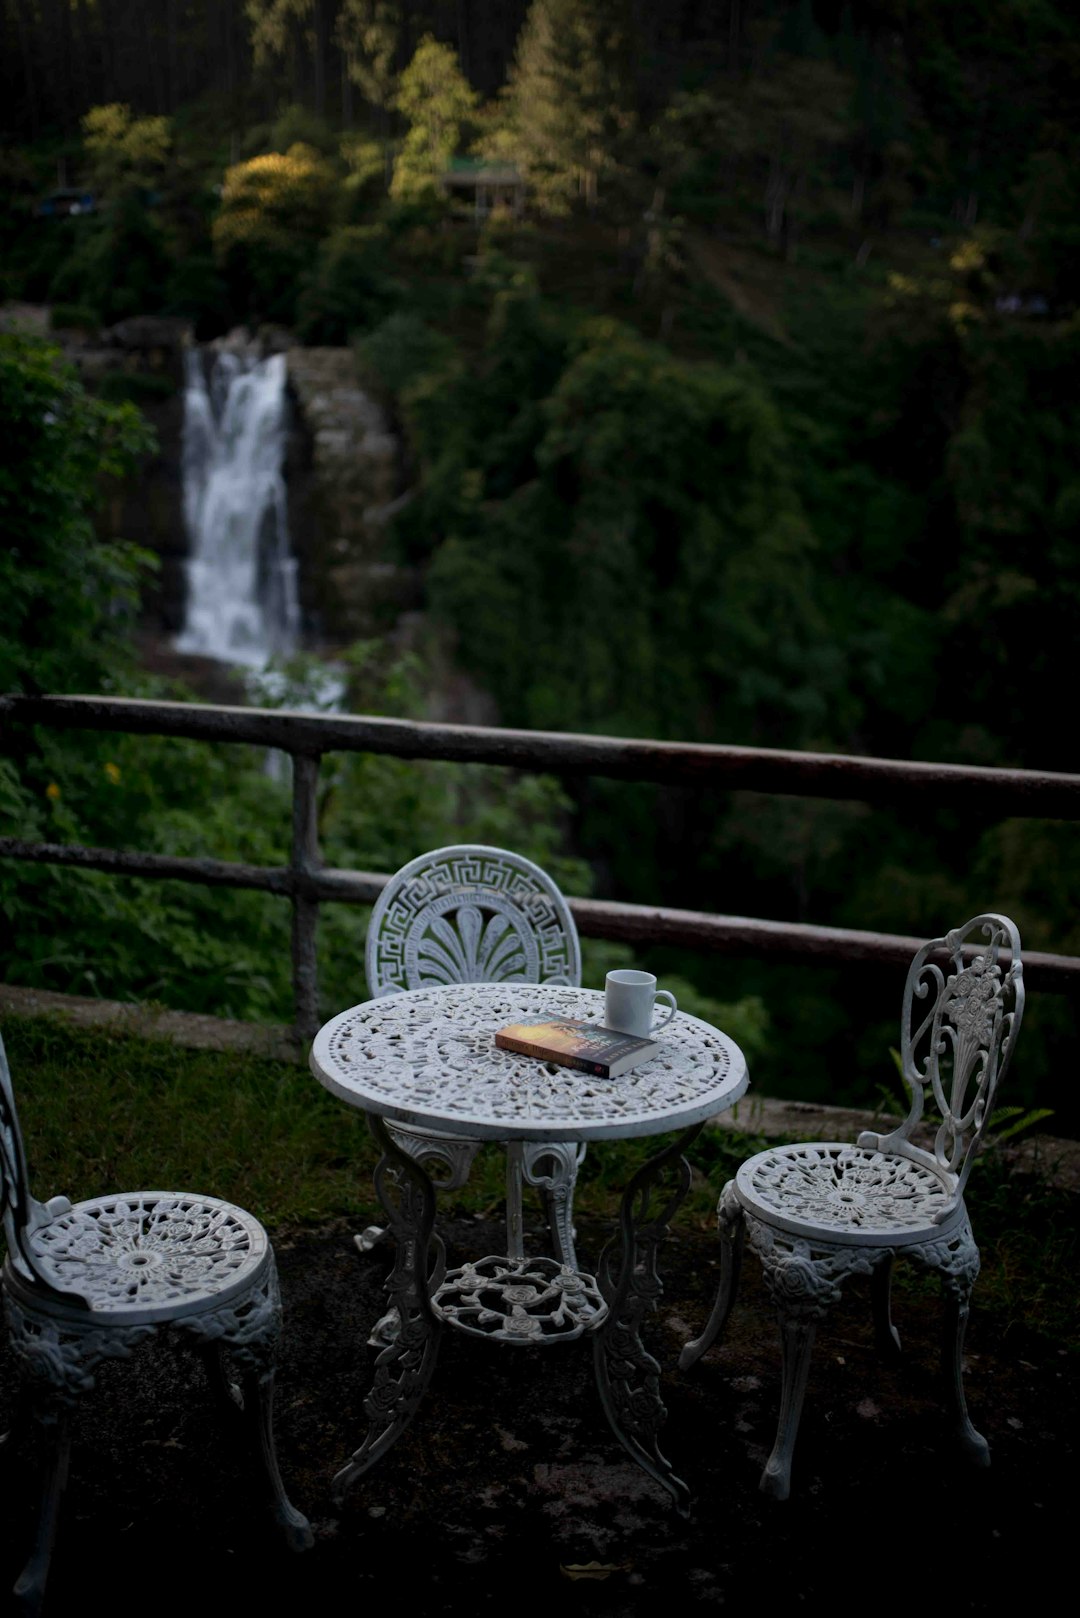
[0,1029,312,1612]
[680,913,1024,1500]
[362,844,586,1268]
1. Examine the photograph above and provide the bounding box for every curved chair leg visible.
[3,1299,156,1611]
[761,1315,817,1501]
[179,1262,313,1551]
[238,1363,315,1549]
[680,1179,744,1371]
[198,1342,243,1415]
[871,1252,902,1357]
[917,1221,988,1465]
[941,1287,988,1465]
[13,1406,70,1617]
[749,1220,876,1501]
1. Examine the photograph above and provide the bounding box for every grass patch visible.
[2,1014,379,1228]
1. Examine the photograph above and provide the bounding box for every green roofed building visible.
[439,157,525,221]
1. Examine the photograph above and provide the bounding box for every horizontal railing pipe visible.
[3,837,1077,993]
[3,693,1079,815]
[0,836,295,895]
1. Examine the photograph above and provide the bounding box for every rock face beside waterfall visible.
[285,347,417,647]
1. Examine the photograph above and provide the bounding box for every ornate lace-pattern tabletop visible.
[310,983,748,1142]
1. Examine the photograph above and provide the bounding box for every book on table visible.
[494,1017,660,1078]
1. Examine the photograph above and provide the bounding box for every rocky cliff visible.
[285,346,418,649]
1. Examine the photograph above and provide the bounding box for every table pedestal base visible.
[333,1116,702,1514]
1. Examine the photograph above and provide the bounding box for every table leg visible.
[593,1122,704,1517]
[332,1114,446,1502]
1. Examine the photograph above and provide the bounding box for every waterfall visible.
[176,345,301,668]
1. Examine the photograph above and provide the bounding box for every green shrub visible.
[47,195,173,324]
[295,225,402,344]
[96,369,177,405]
[212,143,337,325]
[49,303,100,334]
[0,330,154,696]
[162,252,232,336]
[353,309,459,401]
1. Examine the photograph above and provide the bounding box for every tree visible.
[493,0,637,217]
[337,0,400,123]
[0,332,154,697]
[82,103,171,197]
[246,0,333,115]
[748,54,852,256]
[391,34,477,200]
[651,50,851,258]
[212,143,337,321]
[424,315,828,745]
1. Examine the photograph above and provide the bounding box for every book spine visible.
[495,1032,610,1077]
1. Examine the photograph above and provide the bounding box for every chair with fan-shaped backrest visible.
[679,913,1025,1501]
[363,844,585,1269]
[0,1028,311,1613]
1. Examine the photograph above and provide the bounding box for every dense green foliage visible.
[423,309,827,740]
[0,332,154,695]
[2,1,1079,1130]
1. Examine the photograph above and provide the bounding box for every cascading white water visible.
[176,345,301,668]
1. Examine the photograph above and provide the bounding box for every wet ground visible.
[0,1213,1072,1614]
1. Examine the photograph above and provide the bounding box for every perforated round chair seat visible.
[11,1191,272,1326]
[734,1143,963,1248]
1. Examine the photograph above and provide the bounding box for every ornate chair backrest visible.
[366,845,582,999]
[885,913,1024,1198]
[0,1030,80,1299]
[0,1030,38,1284]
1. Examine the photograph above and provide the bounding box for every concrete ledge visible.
[2,981,1076,1191]
[0,982,301,1063]
[707,1091,1080,1193]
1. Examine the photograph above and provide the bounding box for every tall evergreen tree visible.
[391,33,476,199]
[495,0,637,217]
[336,0,401,121]
[246,0,332,114]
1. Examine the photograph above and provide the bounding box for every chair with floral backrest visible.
[361,844,586,1271]
[679,913,1024,1500]
[0,1028,312,1613]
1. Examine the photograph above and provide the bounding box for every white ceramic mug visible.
[604,969,677,1039]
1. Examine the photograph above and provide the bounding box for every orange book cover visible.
[494,1017,659,1078]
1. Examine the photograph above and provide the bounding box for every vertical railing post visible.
[290,751,323,1045]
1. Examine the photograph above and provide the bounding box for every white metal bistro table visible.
[310,981,749,1512]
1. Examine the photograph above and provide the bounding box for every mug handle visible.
[652,990,677,1031]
